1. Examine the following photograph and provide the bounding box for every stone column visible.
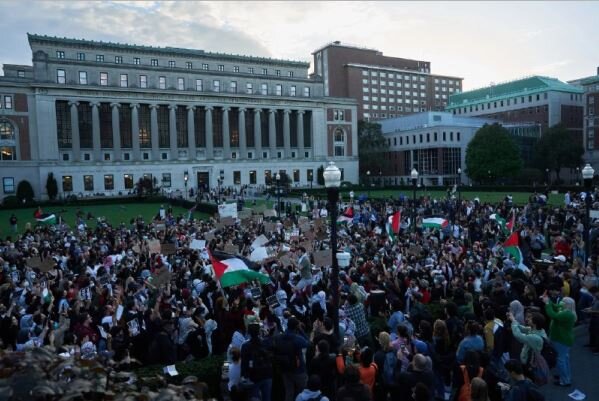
[111,103,121,161]
[283,109,291,158]
[269,108,276,158]
[69,101,80,162]
[297,110,305,159]
[168,104,178,159]
[253,109,262,158]
[205,106,214,159]
[187,105,196,160]
[130,104,140,160]
[222,107,230,159]
[150,104,159,159]
[238,108,246,160]
[91,103,101,160]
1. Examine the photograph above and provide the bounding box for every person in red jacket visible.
[554,236,572,259]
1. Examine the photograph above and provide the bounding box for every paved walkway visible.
[540,323,598,401]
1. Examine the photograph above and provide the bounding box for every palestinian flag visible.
[386,211,401,241]
[422,217,448,229]
[35,214,57,225]
[337,206,354,225]
[209,250,270,288]
[490,213,509,234]
[503,232,529,272]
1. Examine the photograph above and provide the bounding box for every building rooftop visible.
[447,75,583,108]
[27,33,309,68]
[379,111,498,133]
[311,40,381,55]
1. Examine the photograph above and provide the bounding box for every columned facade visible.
[0,34,360,200]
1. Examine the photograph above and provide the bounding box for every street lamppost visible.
[488,170,491,185]
[308,169,313,189]
[275,172,282,216]
[545,168,550,186]
[349,190,355,205]
[379,169,382,188]
[411,167,419,232]
[576,167,581,186]
[323,161,342,340]
[583,163,594,269]
[366,170,371,198]
[183,170,189,200]
[457,167,462,222]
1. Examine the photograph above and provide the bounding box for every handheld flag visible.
[208,249,270,288]
[503,232,529,273]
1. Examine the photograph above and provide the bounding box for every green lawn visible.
[0,203,209,237]
[337,189,563,206]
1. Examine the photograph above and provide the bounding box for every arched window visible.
[334,128,345,156]
[0,121,15,140]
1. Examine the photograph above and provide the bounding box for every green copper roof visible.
[27,33,309,68]
[580,75,599,86]
[447,76,583,108]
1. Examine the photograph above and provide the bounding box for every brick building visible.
[311,41,463,121]
[570,68,599,171]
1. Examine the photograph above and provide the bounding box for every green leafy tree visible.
[358,120,387,179]
[46,172,58,200]
[465,123,523,184]
[16,180,35,204]
[317,165,325,186]
[533,123,584,184]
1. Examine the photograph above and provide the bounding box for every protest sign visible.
[218,203,238,219]
[313,249,332,267]
[190,239,206,250]
[266,294,279,309]
[263,222,276,233]
[161,243,177,255]
[148,239,161,254]
[220,216,236,226]
[79,287,92,301]
[250,247,270,262]
[251,234,269,249]
[238,209,252,220]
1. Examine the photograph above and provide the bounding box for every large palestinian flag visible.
[209,250,270,288]
[422,217,448,229]
[386,211,401,241]
[503,232,529,272]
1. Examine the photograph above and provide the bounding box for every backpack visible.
[492,322,509,357]
[540,338,557,369]
[248,344,272,382]
[382,350,399,385]
[527,350,550,386]
[457,365,483,401]
[273,334,298,372]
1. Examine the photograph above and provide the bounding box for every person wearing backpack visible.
[498,359,545,401]
[274,317,310,401]
[509,311,551,386]
[373,331,398,401]
[308,340,337,400]
[543,296,576,387]
[453,350,484,401]
[241,322,273,401]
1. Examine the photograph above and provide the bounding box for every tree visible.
[533,123,584,184]
[465,123,523,184]
[317,165,325,186]
[46,172,58,200]
[358,120,387,178]
[16,180,35,204]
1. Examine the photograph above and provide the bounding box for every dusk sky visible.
[1,1,598,90]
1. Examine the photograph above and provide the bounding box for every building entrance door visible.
[197,172,209,192]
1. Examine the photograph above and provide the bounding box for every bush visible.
[134,354,225,397]
[46,172,58,200]
[16,180,35,204]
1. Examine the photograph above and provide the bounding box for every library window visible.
[100,72,108,86]
[79,71,87,85]
[169,60,176,68]
[115,56,123,64]
[83,175,94,191]
[57,69,66,84]
[196,79,203,91]
[62,176,72,192]
[151,59,158,66]
[177,77,185,90]
[134,57,140,65]
[96,54,104,62]
[104,175,114,190]
[56,51,65,59]
[120,74,128,88]
[139,75,147,88]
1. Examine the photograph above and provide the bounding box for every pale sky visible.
[1,1,598,90]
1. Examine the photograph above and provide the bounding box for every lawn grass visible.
[0,202,209,236]
[337,189,563,206]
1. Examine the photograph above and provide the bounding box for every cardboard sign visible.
[224,243,238,255]
[79,287,92,301]
[250,247,270,262]
[313,249,332,267]
[266,294,279,308]
[27,256,42,269]
[290,228,300,240]
[220,216,236,226]
[190,239,206,250]
[161,243,177,255]
[252,215,264,224]
[148,239,161,254]
[250,287,261,300]
[218,203,238,219]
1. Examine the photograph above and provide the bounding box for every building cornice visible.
[29,83,357,107]
[345,63,463,80]
[28,33,309,68]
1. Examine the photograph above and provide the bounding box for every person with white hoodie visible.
[295,374,329,401]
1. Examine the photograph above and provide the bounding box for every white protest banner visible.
[218,203,238,219]
[250,247,270,262]
[79,287,92,301]
[251,234,269,249]
[190,239,206,250]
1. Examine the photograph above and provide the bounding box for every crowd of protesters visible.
[1,188,599,401]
